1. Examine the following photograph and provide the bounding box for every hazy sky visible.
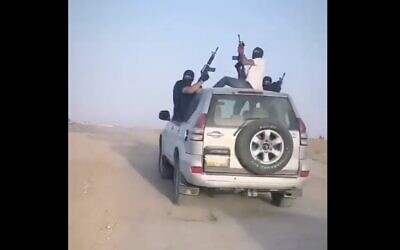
[69,0,327,138]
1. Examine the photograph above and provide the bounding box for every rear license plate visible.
[204,154,230,168]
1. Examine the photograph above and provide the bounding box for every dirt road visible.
[68,124,327,250]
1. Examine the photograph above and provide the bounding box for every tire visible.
[158,136,173,179]
[235,119,293,175]
[173,158,182,205]
[271,192,295,207]
[204,187,215,197]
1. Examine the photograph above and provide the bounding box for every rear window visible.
[206,94,298,130]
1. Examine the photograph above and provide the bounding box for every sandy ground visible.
[68,124,327,250]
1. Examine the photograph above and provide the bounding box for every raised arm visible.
[182,72,210,94]
[240,54,255,66]
[182,80,204,94]
[238,46,255,66]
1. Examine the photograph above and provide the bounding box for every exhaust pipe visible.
[247,189,258,197]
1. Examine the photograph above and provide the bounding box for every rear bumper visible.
[186,173,308,189]
[181,153,308,190]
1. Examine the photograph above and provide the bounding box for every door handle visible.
[206,131,224,138]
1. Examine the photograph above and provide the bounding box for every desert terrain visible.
[68,124,327,250]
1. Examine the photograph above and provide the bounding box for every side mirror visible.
[159,110,170,121]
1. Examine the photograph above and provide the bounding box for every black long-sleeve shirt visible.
[172,80,195,121]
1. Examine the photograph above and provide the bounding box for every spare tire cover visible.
[235,119,293,175]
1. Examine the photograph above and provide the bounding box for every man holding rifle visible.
[263,73,285,93]
[172,47,218,122]
[172,69,210,122]
[213,35,265,91]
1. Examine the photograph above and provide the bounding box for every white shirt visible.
[245,58,265,91]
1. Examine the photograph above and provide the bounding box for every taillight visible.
[190,166,203,174]
[190,113,207,141]
[195,113,206,130]
[300,170,310,177]
[298,118,308,145]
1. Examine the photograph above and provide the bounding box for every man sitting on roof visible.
[262,76,283,93]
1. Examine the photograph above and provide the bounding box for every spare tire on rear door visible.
[235,119,293,175]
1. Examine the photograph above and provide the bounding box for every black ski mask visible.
[252,47,264,59]
[182,70,194,84]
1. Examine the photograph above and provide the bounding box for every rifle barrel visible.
[206,47,219,65]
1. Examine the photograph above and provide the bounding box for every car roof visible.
[201,87,290,98]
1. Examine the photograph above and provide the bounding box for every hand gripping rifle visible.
[232,34,246,80]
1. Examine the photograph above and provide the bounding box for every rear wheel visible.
[204,187,216,197]
[173,159,182,204]
[271,192,295,207]
[158,136,173,179]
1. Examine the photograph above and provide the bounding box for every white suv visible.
[158,87,309,207]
